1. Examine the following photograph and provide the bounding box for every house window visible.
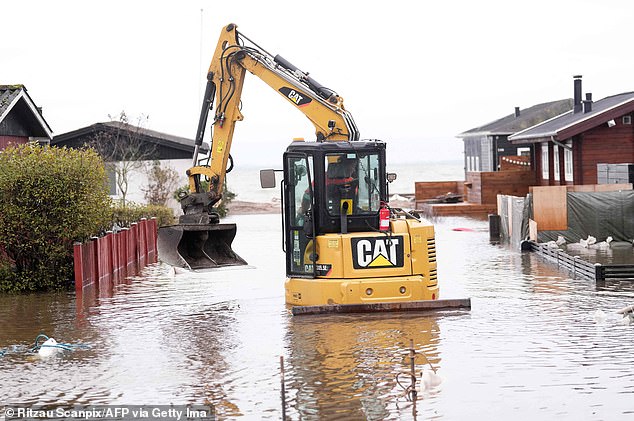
[564,141,573,182]
[623,115,632,125]
[107,167,118,196]
[517,147,530,157]
[553,146,560,181]
[541,143,549,180]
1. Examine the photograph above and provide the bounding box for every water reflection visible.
[284,314,441,420]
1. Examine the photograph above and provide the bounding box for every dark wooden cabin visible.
[509,76,634,186]
[457,99,573,176]
[52,121,208,161]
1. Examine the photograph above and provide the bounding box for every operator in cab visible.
[325,155,358,215]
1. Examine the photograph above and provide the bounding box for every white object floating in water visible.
[173,266,190,275]
[596,236,614,249]
[579,235,597,248]
[593,309,607,323]
[38,337,61,358]
[421,369,442,391]
[617,304,634,315]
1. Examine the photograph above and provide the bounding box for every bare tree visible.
[143,160,180,206]
[88,111,154,206]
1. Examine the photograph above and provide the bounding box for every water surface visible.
[2,214,634,420]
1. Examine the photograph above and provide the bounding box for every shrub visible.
[0,144,112,292]
[111,202,175,227]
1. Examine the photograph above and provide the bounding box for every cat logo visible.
[351,236,404,269]
[279,87,312,107]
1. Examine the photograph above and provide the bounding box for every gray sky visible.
[4,0,633,166]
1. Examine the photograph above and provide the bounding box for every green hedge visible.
[111,202,175,227]
[0,144,112,292]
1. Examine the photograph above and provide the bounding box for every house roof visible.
[509,91,634,143]
[0,84,53,138]
[457,99,573,138]
[52,121,209,156]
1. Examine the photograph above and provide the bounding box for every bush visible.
[0,144,112,292]
[111,202,175,227]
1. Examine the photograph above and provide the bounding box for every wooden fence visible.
[523,240,634,282]
[73,218,158,291]
[466,170,536,205]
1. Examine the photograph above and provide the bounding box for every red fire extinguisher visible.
[379,204,390,231]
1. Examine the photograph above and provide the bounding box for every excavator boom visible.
[158,23,359,270]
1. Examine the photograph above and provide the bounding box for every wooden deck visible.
[415,201,497,218]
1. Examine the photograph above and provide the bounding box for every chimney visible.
[573,75,583,113]
[514,107,520,117]
[583,92,593,113]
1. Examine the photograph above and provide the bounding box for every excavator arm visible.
[160,23,360,270]
[186,23,359,209]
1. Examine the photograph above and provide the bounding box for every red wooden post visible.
[139,218,147,268]
[90,237,99,288]
[148,217,158,263]
[109,231,119,283]
[120,228,129,278]
[73,242,84,291]
[130,223,138,274]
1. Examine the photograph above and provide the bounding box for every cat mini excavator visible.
[158,24,470,314]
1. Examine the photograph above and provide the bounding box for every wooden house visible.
[0,85,52,149]
[509,76,634,186]
[457,99,573,175]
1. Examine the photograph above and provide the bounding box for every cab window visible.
[324,153,380,216]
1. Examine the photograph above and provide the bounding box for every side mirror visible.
[260,169,276,188]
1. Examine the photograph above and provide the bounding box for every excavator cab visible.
[281,140,387,278]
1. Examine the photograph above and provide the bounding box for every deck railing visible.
[523,240,634,282]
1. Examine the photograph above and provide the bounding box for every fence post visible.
[130,223,138,273]
[595,263,604,281]
[90,236,99,287]
[73,242,84,290]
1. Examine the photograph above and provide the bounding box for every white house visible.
[51,121,209,213]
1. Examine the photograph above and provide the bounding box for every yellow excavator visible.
[158,23,470,314]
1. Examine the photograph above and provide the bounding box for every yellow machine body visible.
[286,218,439,306]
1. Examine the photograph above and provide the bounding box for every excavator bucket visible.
[157,223,247,270]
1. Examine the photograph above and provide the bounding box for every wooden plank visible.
[594,183,633,192]
[292,298,472,316]
[567,183,632,192]
[531,185,567,231]
[415,181,461,201]
[416,202,497,217]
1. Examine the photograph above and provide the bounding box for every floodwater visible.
[2,214,634,420]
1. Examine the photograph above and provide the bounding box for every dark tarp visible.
[537,190,634,243]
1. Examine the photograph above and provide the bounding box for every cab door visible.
[283,152,315,277]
